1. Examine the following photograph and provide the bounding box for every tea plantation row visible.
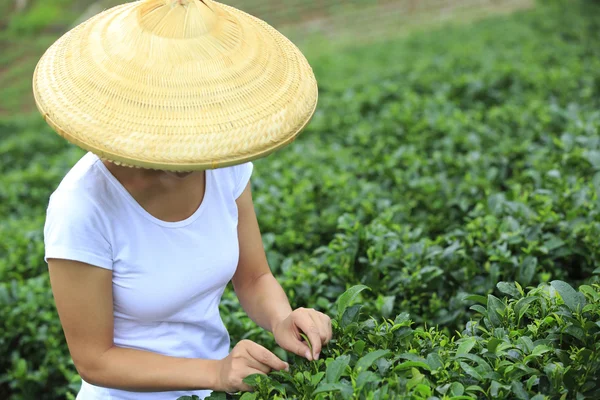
[1,0,600,399]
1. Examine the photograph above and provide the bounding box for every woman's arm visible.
[231,182,293,333]
[48,258,220,392]
[232,183,332,361]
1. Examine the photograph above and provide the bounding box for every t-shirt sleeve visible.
[43,191,113,270]
[233,161,254,199]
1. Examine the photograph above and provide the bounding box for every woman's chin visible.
[164,171,193,179]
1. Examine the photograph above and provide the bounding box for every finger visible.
[243,354,274,375]
[312,312,330,344]
[307,312,328,356]
[275,328,313,361]
[294,311,323,359]
[245,341,288,371]
[319,313,333,344]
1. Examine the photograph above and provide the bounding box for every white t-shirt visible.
[44,152,253,400]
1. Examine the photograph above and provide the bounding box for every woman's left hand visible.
[272,308,332,361]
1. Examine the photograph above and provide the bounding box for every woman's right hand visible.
[215,339,289,393]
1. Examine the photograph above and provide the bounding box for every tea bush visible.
[1,0,600,399]
[195,281,600,399]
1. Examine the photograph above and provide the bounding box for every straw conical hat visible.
[33,0,318,171]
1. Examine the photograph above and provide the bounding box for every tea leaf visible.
[394,361,431,372]
[336,285,369,318]
[355,350,391,372]
[460,362,483,381]
[456,337,477,355]
[517,256,537,286]
[325,355,350,383]
[511,381,529,400]
[497,282,520,298]
[426,353,444,370]
[551,280,586,312]
[356,371,378,388]
[313,382,353,397]
[487,295,506,326]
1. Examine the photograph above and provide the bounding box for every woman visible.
[34,0,330,399]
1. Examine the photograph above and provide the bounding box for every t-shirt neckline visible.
[94,156,211,228]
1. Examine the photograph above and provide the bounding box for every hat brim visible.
[33,0,318,171]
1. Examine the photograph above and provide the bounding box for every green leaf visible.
[515,297,538,321]
[544,235,565,251]
[239,393,258,400]
[356,371,378,388]
[394,312,411,325]
[470,305,488,315]
[463,294,488,305]
[353,340,366,356]
[341,304,362,328]
[242,373,264,386]
[517,256,537,286]
[456,354,492,373]
[311,371,325,387]
[456,337,477,355]
[585,149,600,168]
[313,382,353,397]
[426,353,444,370]
[355,350,391,372]
[381,295,395,317]
[325,355,350,383]
[375,357,392,375]
[336,285,370,318]
[497,282,520,298]
[519,336,534,353]
[14,358,27,378]
[579,285,600,302]
[487,295,506,326]
[551,280,586,312]
[460,362,483,381]
[466,385,486,395]
[487,338,502,353]
[490,380,509,397]
[394,361,431,372]
[531,345,552,357]
[436,383,451,395]
[450,382,465,396]
[511,381,529,400]
[406,367,425,390]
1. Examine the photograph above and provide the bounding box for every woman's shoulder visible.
[47,152,116,220]
[211,161,254,199]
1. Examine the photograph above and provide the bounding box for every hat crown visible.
[139,0,218,38]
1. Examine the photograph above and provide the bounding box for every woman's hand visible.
[272,308,333,361]
[215,339,289,393]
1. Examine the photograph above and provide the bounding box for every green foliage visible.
[1,0,600,399]
[202,282,600,399]
[4,0,76,35]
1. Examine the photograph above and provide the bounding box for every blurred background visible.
[0,0,533,117]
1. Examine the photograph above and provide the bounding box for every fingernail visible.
[315,352,320,360]
[305,350,312,360]
[285,363,290,371]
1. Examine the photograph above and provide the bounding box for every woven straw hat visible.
[33,0,318,171]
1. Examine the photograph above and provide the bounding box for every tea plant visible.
[1,0,600,399]
[190,281,600,399]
